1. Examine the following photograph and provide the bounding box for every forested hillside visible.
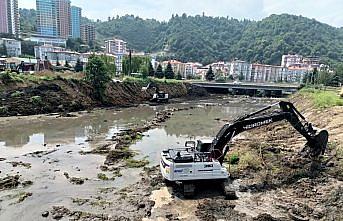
[19,10,343,65]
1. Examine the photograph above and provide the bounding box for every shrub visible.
[229,153,240,164]
[0,106,8,115]
[10,91,24,97]
[29,96,42,105]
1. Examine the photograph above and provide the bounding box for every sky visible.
[20,0,343,27]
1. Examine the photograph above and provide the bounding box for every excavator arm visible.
[210,101,329,164]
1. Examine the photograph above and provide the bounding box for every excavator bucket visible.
[308,130,329,158]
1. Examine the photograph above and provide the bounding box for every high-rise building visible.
[0,0,8,33]
[81,24,95,44]
[0,0,20,37]
[36,0,74,38]
[71,6,81,38]
[56,0,71,38]
[36,0,58,37]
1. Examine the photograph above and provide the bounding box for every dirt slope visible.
[0,79,207,116]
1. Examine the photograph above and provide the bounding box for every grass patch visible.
[299,87,343,108]
[123,76,183,85]
[228,153,240,164]
[125,158,149,168]
[97,173,109,181]
[238,151,262,170]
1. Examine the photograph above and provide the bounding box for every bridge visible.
[191,82,301,96]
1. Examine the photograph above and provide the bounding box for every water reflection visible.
[0,106,155,148]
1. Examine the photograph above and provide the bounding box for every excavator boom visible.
[211,101,329,164]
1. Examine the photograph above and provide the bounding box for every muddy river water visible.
[0,96,278,221]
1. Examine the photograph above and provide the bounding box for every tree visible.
[56,57,61,66]
[75,58,83,72]
[239,72,244,81]
[66,38,85,52]
[165,62,175,79]
[21,41,37,57]
[176,71,182,80]
[155,64,164,78]
[0,43,7,57]
[148,62,155,77]
[206,66,215,81]
[64,60,70,68]
[85,55,112,102]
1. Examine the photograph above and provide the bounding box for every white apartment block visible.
[281,54,303,67]
[105,38,127,73]
[229,60,251,80]
[105,38,127,55]
[0,38,21,57]
[286,67,308,83]
[34,45,65,60]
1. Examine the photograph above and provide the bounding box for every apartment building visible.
[71,6,81,38]
[56,0,71,38]
[0,38,21,57]
[0,0,20,37]
[104,38,127,73]
[36,0,58,37]
[229,60,251,80]
[81,24,95,44]
[281,54,303,67]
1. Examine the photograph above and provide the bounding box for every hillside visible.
[19,11,343,65]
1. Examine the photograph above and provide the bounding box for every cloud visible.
[19,0,343,27]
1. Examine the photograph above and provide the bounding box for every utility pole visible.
[129,49,132,75]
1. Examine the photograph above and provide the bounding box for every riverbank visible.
[0,73,207,117]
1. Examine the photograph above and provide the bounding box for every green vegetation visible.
[0,71,25,84]
[85,55,114,102]
[122,55,151,76]
[20,11,343,65]
[300,87,343,108]
[228,153,240,165]
[19,9,36,34]
[164,62,175,79]
[10,91,24,98]
[155,64,164,79]
[238,151,262,171]
[303,65,343,86]
[0,106,8,115]
[75,58,84,72]
[125,158,149,168]
[29,96,42,105]
[97,173,109,181]
[206,66,215,81]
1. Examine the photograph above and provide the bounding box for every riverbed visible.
[0,96,292,220]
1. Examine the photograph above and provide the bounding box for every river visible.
[0,96,277,220]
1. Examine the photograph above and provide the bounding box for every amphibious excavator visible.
[160,101,329,197]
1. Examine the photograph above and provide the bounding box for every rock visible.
[42,211,49,218]
[0,175,20,190]
[22,180,33,187]
[51,206,70,220]
[63,172,69,179]
[17,192,32,203]
[8,161,31,169]
[69,177,84,185]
